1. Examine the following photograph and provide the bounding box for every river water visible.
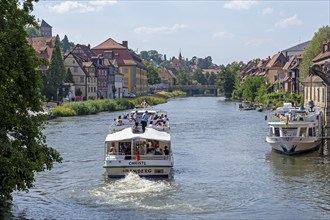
[3,97,330,219]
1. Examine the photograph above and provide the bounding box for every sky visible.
[31,0,330,66]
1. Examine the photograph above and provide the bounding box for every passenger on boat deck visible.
[141,111,149,132]
[120,143,127,154]
[155,147,162,155]
[164,146,169,155]
[133,110,138,122]
[116,115,123,126]
[146,147,154,155]
[109,146,116,155]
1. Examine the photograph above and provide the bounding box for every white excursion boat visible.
[266,103,323,155]
[103,109,173,178]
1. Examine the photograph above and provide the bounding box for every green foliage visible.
[41,37,66,101]
[300,26,330,78]
[114,99,135,110]
[217,62,244,98]
[0,0,62,203]
[65,68,74,83]
[63,101,100,115]
[144,60,161,85]
[192,68,207,85]
[26,26,40,38]
[241,76,267,102]
[196,56,213,69]
[50,91,185,118]
[140,50,163,64]
[51,106,76,117]
[176,69,191,85]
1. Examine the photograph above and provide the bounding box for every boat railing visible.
[109,118,170,133]
[106,154,170,160]
[138,155,170,160]
[268,111,319,123]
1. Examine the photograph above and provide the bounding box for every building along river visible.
[3,97,330,219]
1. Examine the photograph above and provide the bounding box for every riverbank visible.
[50,91,186,118]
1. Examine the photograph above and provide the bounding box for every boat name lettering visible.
[129,161,146,165]
[123,169,152,174]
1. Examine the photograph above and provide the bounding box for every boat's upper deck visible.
[109,109,170,133]
[268,106,322,124]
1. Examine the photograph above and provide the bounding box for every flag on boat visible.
[135,144,140,161]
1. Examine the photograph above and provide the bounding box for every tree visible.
[144,61,161,85]
[42,37,66,101]
[0,0,62,204]
[26,26,40,38]
[65,68,74,84]
[217,62,244,98]
[197,56,213,69]
[241,76,267,102]
[300,26,330,78]
[176,69,191,85]
[61,35,70,54]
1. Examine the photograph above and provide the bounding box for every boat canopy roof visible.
[105,127,171,142]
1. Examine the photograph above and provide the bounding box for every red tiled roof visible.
[92,38,126,50]
[92,38,145,69]
[283,56,295,70]
[29,36,56,63]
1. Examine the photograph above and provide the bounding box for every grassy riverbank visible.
[51,90,186,117]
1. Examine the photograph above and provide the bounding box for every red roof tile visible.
[92,38,126,50]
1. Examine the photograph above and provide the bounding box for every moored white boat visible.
[103,109,173,178]
[265,103,323,155]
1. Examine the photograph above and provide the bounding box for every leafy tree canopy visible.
[41,36,66,101]
[0,0,62,204]
[144,61,161,85]
[300,26,330,78]
[140,50,163,64]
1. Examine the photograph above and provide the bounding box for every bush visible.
[51,106,76,117]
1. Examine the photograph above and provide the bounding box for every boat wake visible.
[88,173,174,206]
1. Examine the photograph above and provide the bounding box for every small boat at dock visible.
[265,103,323,155]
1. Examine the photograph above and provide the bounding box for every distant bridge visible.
[169,85,218,96]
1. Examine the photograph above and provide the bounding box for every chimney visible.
[122,41,128,48]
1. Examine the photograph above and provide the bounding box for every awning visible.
[105,127,171,142]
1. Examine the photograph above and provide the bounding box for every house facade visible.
[302,38,330,109]
[92,38,147,97]
[40,20,52,37]
[64,53,98,100]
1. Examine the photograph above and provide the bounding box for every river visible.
[3,97,330,219]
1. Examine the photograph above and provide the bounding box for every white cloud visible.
[48,0,117,14]
[212,31,235,39]
[223,0,258,10]
[262,7,273,15]
[275,14,302,28]
[245,38,272,46]
[133,24,187,35]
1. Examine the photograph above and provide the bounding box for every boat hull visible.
[104,166,173,178]
[266,136,321,155]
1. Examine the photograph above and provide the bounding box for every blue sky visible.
[32,0,330,65]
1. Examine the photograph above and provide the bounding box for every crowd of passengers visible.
[108,140,170,157]
[114,111,169,129]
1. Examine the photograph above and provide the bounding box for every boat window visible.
[308,127,315,137]
[274,128,280,137]
[299,127,307,137]
[282,127,297,137]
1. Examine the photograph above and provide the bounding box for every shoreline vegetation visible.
[50,91,186,118]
